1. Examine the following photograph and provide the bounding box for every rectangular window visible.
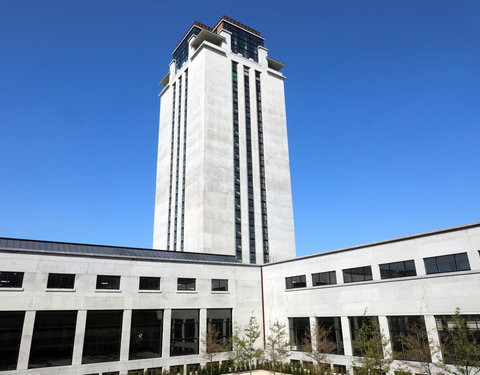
[316,317,344,355]
[289,317,311,351]
[47,273,75,289]
[82,310,123,364]
[0,271,24,288]
[380,260,416,279]
[387,315,427,361]
[435,314,480,364]
[349,316,381,356]
[343,266,373,283]
[285,275,307,289]
[211,279,228,292]
[170,309,199,356]
[28,310,77,368]
[0,311,25,371]
[96,275,120,290]
[139,277,160,291]
[312,271,337,286]
[129,309,163,360]
[177,278,195,291]
[207,309,232,350]
[424,253,470,274]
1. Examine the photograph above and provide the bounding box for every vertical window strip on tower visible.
[255,71,269,263]
[232,62,242,261]
[167,83,176,250]
[181,70,188,251]
[244,66,256,264]
[173,76,182,251]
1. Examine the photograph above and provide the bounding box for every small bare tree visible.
[303,320,337,374]
[228,323,245,375]
[201,324,225,375]
[400,322,440,375]
[439,308,480,375]
[242,315,264,375]
[352,317,393,375]
[265,320,291,375]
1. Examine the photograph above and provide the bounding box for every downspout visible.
[261,266,266,348]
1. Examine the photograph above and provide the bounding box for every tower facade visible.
[153,16,295,264]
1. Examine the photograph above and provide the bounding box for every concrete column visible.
[72,310,87,365]
[341,316,353,357]
[162,309,172,358]
[309,316,317,351]
[425,315,443,363]
[189,35,197,59]
[378,316,392,357]
[257,46,268,69]
[199,308,207,356]
[120,309,132,361]
[219,29,231,50]
[16,310,35,370]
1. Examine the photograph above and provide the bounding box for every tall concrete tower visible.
[153,16,295,264]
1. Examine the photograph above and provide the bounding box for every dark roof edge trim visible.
[0,248,257,267]
[264,221,480,267]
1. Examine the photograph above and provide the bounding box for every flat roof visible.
[0,237,241,265]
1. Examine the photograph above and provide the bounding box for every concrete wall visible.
[262,224,480,371]
[0,252,262,375]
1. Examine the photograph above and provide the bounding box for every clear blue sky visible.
[1,1,479,257]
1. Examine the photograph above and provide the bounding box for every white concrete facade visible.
[1,223,480,374]
[153,18,296,264]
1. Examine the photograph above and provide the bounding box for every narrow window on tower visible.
[232,62,242,261]
[181,70,188,251]
[174,76,183,251]
[167,83,176,250]
[255,71,269,263]
[244,66,256,264]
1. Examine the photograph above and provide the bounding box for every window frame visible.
[96,275,121,290]
[47,273,75,289]
[211,279,228,292]
[342,266,373,283]
[379,260,416,279]
[0,271,24,288]
[424,253,471,275]
[139,276,161,291]
[312,271,337,286]
[285,275,307,289]
[177,278,196,291]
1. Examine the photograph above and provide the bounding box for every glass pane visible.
[82,310,123,364]
[170,310,199,356]
[424,258,438,274]
[0,311,25,371]
[437,255,457,273]
[96,275,120,290]
[139,277,160,291]
[455,253,470,271]
[47,273,75,289]
[28,311,77,368]
[129,310,163,360]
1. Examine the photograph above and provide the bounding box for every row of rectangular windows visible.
[173,76,183,251]
[232,62,242,260]
[0,273,228,292]
[0,308,232,371]
[167,83,177,250]
[285,251,472,289]
[288,314,480,364]
[255,70,269,264]
[244,66,256,264]
[180,70,189,251]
